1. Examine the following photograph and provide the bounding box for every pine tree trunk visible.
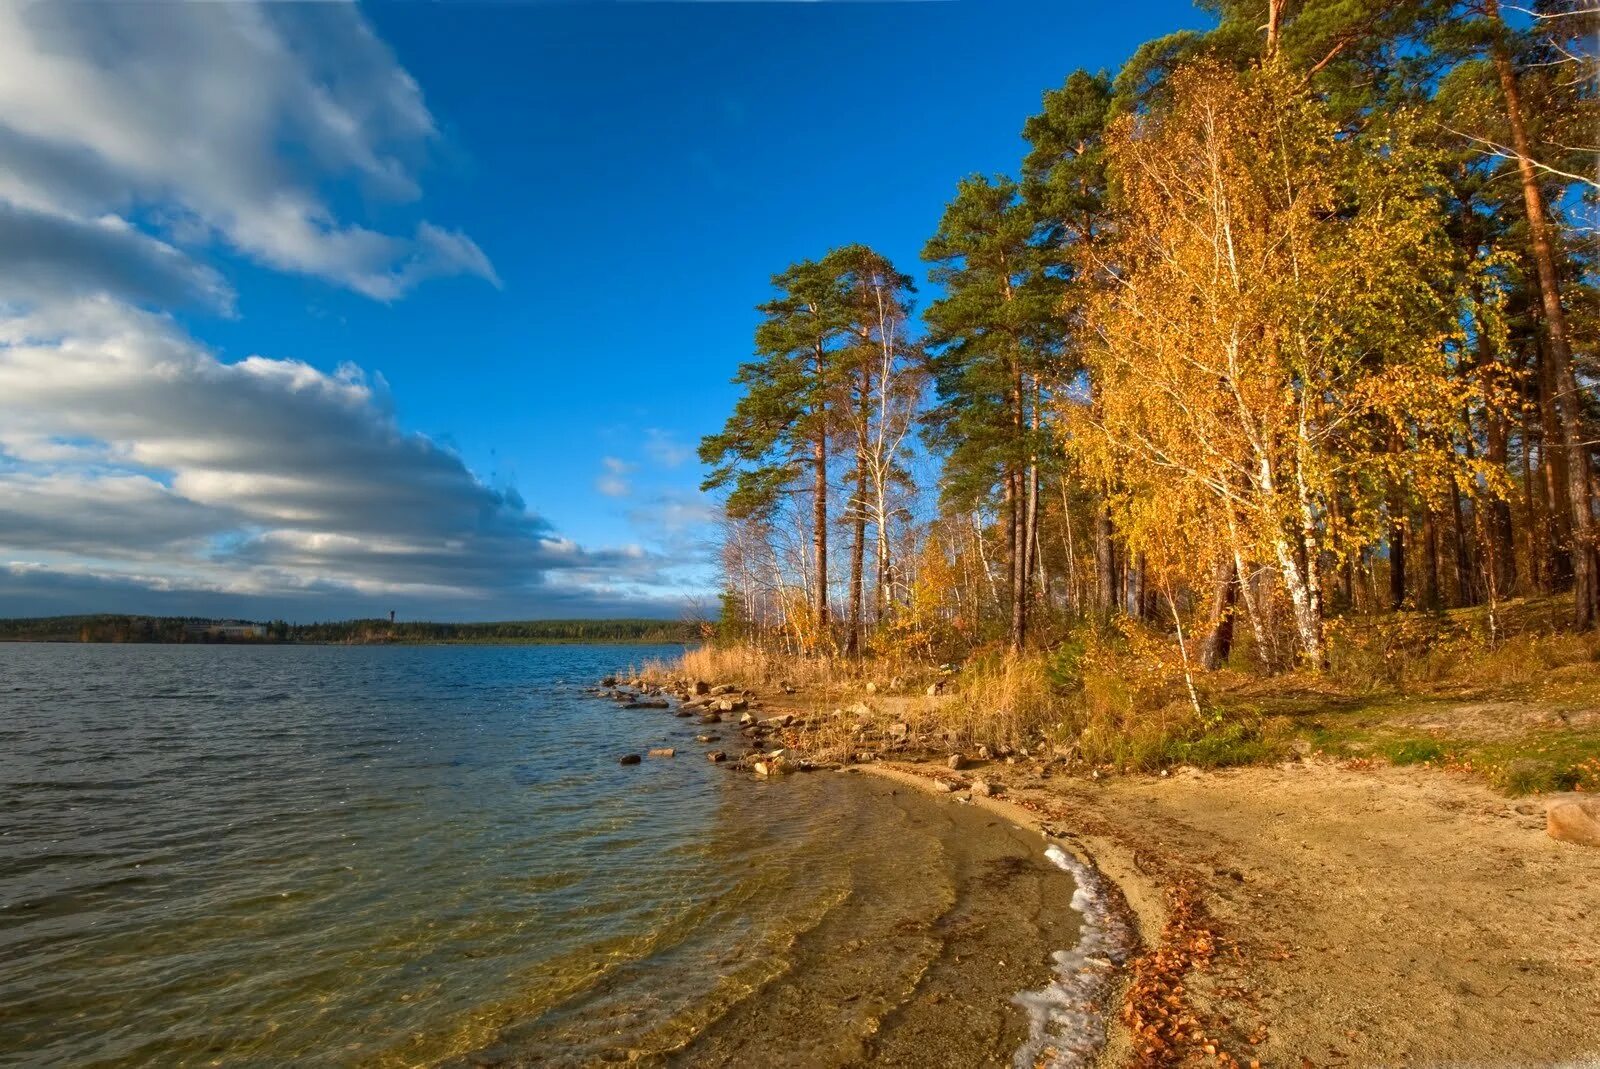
[847,475,865,658]
[1474,305,1517,595]
[1448,476,1474,607]
[812,423,829,642]
[1200,557,1237,670]
[1491,17,1597,628]
[1536,326,1574,586]
[1421,508,1440,611]
[1521,384,1546,592]
[1095,507,1116,617]
[1388,498,1407,612]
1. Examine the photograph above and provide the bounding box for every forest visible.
[699,0,1596,693]
[0,616,694,645]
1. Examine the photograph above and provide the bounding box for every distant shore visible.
[0,614,695,646]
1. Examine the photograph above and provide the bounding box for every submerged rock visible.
[648,747,676,758]
[617,754,642,766]
[706,750,727,763]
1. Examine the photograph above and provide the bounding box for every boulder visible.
[625,699,669,710]
[971,778,1002,798]
[710,683,736,696]
[648,747,676,758]
[977,744,992,761]
[1547,795,1600,847]
[739,712,757,726]
[673,710,694,718]
[690,679,710,696]
[947,753,967,771]
[618,754,642,766]
[706,750,728,763]
[699,712,722,724]
[935,778,961,794]
[753,756,795,777]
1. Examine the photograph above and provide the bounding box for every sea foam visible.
[1011,841,1134,1068]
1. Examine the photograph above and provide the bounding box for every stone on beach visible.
[753,755,795,776]
[947,753,967,771]
[1547,795,1600,847]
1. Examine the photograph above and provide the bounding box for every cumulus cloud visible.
[0,202,234,312]
[0,4,694,619]
[0,299,678,612]
[0,2,496,301]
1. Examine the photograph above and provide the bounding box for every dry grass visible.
[634,596,1600,790]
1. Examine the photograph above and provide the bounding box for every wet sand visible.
[454,773,1092,1068]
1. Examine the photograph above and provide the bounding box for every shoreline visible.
[598,671,1600,1067]
[852,762,1149,1069]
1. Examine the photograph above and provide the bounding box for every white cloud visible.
[0,3,496,301]
[0,298,681,614]
[643,428,694,469]
[596,456,635,498]
[0,2,701,620]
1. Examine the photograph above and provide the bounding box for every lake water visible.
[0,644,1087,1068]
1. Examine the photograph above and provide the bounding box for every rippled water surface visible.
[0,644,1078,1068]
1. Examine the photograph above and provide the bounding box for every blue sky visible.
[0,0,1209,621]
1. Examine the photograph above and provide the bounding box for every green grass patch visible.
[1161,721,1281,769]
[1381,738,1450,765]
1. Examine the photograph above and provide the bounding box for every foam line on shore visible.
[1010,841,1134,1068]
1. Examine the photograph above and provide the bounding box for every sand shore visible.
[603,674,1600,1067]
[861,755,1600,1068]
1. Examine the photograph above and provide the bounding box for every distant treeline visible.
[0,615,695,645]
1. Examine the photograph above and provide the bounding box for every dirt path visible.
[870,757,1600,1068]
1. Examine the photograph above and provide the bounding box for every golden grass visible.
[632,595,1600,783]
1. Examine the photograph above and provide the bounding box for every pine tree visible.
[922,176,1059,649]
[700,258,850,647]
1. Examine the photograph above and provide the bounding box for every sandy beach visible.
[609,671,1600,1068]
[862,756,1600,1068]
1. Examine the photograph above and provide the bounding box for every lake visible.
[0,643,1086,1067]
